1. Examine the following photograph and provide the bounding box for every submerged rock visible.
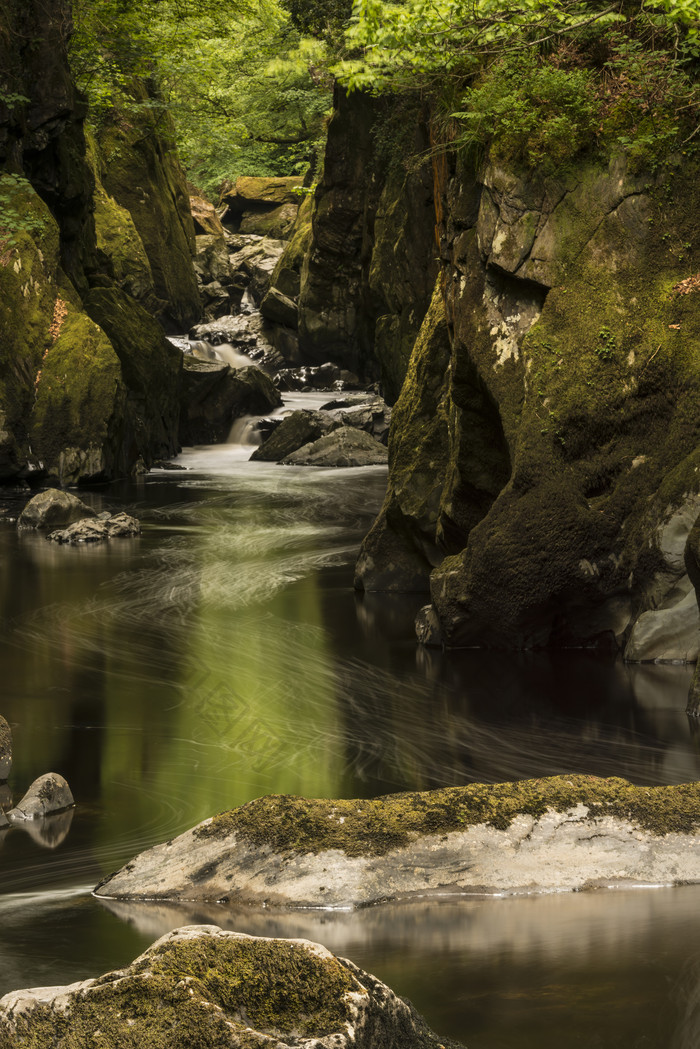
[17,489,96,532]
[47,512,140,544]
[0,925,460,1049]
[8,773,74,821]
[0,716,11,781]
[94,774,700,908]
[282,427,388,468]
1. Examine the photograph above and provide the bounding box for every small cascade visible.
[227,415,263,446]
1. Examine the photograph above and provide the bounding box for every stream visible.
[2,383,700,1047]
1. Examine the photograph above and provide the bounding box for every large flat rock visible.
[94,776,700,908]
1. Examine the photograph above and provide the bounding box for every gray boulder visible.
[250,409,339,462]
[282,427,389,468]
[0,925,462,1049]
[18,489,96,531]
[8,773,74,820]
[0,716,10,781]
[329,399,392,445]
[47,512,140,545]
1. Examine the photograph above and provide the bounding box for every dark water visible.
[2,410,700,1047]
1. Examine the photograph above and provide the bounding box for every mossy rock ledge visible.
[94,776,700,908]
[0,925,462,1049]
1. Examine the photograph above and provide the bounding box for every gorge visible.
[3,0,700,1045]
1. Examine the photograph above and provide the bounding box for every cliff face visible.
[301,90,700,657]
[292,87,438,402]
[0,0,194,484]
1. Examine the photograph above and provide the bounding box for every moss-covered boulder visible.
[0,926,461,1049]
[94,776,700,907]
[222,175,303,211]
[96,101,201,332]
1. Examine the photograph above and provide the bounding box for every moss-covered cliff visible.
[290,85,700,656]
[0,0,198,483]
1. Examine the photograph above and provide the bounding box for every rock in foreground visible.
[0,925,462,1049]
[8,773,74,821]
[17,489,96,531]
[47,512,140,545]
[94,775,700,908]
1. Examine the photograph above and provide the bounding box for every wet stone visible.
[0,716,10,781]
[8,773,75,821]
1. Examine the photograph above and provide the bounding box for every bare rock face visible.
[0,925,461,1049]
[7,773,74,821]
[17,490,96,532]
[94,775,700,909]
[0,716,11,781]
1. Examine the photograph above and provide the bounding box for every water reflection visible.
[2,433,700,1047]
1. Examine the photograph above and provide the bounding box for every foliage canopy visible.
[337,0,700,169]
[69,0,333,195]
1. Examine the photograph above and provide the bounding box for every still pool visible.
[1,418,700,1047]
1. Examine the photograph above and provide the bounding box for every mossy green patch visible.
[196,774,700,858]
[31,303,125,482]
[96,98,200,331]
[0,935,359,1049]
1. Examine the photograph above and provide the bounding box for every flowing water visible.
[2,392,700,1047]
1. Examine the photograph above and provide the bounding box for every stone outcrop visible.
[335,108,700,652]
[94,775,700,907]
[7,773,74,821]
[0,925,461,1049]
[95,92,201,333]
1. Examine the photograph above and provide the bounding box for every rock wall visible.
[0,0,197,483]
[268,88,438,402]
[326,94,700,654]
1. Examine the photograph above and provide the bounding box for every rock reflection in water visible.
[97,886,700,1048]
[18,809,74,849]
